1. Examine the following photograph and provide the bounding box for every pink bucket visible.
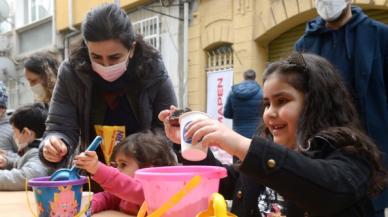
[135,166,226,217]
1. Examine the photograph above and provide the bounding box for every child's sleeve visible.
[92,162,145,206]
[91,192,121,214]
[0,150,49,190]
[5,152,21,169]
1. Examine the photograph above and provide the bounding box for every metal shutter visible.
[268,9,388,62]
[365,9,388,24]
[268,23,305,62]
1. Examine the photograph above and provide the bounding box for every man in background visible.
[224,69,263,140]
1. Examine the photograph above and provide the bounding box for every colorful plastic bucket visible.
[28,176,87,217]
[135,166,227,217]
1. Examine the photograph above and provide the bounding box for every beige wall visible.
[55,0,149,32]
[188,0,388,111]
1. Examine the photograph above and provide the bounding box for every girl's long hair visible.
[260,53,387,196]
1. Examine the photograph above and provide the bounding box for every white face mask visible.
[315,0,348,22]
[13,130,29,151]
[91,56,129,82]
[30,83,46,102]
[0,108,5,118]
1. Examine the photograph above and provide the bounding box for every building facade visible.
[188,0,388,111]
[0,0,57,109]
[1,0,387,111]
[0,0,186,109]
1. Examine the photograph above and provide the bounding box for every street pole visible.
[183,0,189,107]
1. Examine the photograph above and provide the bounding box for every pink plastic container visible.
[135,166,227,217]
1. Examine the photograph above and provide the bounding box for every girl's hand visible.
[185,119,252,161]
[158,105,181,144]
[42,136,68,163]
[74,151,100,175]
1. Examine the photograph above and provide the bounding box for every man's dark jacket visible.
[224,80,263,138]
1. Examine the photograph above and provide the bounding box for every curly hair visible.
[111,130,177,168]
[260,53,387,196]
[24,52,59,104]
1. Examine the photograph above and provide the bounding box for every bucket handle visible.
[196,193,237,217]
[209,193,229,217]
[25,176,92,217]
[137,175,201,217]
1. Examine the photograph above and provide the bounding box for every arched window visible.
[206,44,233,72]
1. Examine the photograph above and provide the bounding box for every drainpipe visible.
[64,0,80,59]
[64,31,79,60]
[182,0,189,107]
[68,0,78,32]
[51,0,56,48]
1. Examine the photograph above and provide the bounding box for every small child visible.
[74,130,177,215]
[0,103,50,190]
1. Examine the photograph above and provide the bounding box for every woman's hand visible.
[74,151,100,175]
[42,136,68,163]
[158,105,181,144]
[185,118,252,161]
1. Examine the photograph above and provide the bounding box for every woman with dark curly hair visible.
[39,3,177,191]
[24,51,59,105]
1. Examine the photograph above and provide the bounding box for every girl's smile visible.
[262,73,305,149]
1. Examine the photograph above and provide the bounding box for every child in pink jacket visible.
[74,130,177,215]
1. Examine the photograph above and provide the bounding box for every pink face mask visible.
[92,56,129,82]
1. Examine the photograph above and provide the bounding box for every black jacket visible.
[240,136,374,217]
[180,149,264,217]
[40,57,177,168]
[181,134,374,217]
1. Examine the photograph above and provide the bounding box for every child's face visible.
[262,73,304,149]
[114,152,140,177]
[12,126,31,149]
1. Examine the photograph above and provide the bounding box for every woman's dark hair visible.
[260,53,387,196]
[24,52,59,103]
[9,102,48,138]
[70,3,160,79]
[111,130,177,168]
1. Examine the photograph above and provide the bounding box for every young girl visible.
[159,53,387,217]
[74,130,177,215]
